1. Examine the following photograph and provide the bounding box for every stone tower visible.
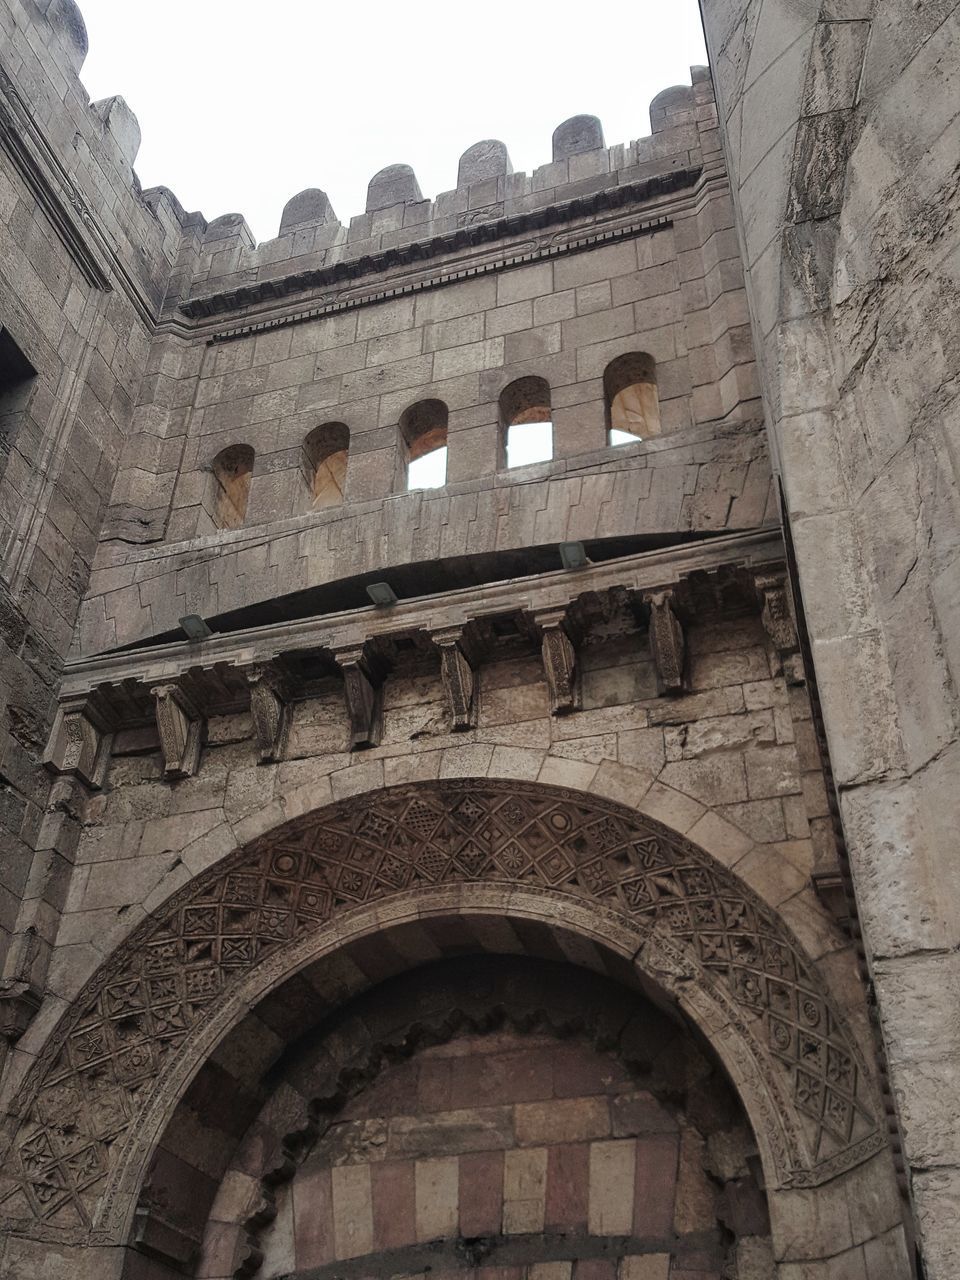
[0,1,957,1278]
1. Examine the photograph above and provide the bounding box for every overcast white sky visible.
[76,1,707,245]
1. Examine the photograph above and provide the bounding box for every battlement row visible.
[3,2,719,324]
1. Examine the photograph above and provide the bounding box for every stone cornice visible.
[61,528,784,708]
[179,165,702,334]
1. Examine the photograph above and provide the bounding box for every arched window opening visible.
[500,375,553,468]
[303,422,349,510]
[210,443,254,530]
[401,399,447,491]
[604,352,660,445]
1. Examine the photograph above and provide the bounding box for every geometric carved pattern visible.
[0,780,881,1237]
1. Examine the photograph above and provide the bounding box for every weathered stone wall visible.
[698,0,960,1273]
[47,612,832,996]
[0,0,183,1037]
[80,69,766,654]
[0,0,943,1274]
[0,593,910,1278]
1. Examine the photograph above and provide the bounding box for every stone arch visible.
[301,421,349,510]
[603,352,660,445]
[399,398,447,490]
[200,954,773,1280]
[499,375,554,469]
[209,443,255,529]
[0,779,898,1275]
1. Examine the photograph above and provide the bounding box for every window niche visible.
[210,444,254,530]
[0,326,37,475]
[303,422,349,510]
[400,399,447,491]
[500,376,553,469]
[604,352,660,445]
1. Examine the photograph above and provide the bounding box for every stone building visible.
[0,0,957,1277]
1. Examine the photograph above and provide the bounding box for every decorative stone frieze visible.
[335,645,385,749]
[41,694,114,789]
[644,589,686,694]
[431,623,484,731]
[151,683,204,779]
[244,662,290,764]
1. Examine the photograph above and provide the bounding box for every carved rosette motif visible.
[0,781,881,1237]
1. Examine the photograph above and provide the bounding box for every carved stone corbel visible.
[645,589,686,695]
[245,663,290,763]
[754,570,803,684]
[432,624,483,731]
[532,607,580,715]
[0,981,43,1044]
[152,684,203,779]
[42,693,114,789]
[335,645,384,750]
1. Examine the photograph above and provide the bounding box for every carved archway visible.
[0,779,884,1255]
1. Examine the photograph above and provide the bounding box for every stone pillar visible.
[700,0,956,1270]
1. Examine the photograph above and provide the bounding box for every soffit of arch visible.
[45,530,794,787]
[0,780,882,1245]
[201,955,759,1279]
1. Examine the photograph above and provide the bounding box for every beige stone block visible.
[384,750,442,787]
[392,1108,513,1158]
[531,1264,573,1280]
[589,759,654,807]
[331,759,385,800]
[619,1256,670,1280]
[687,810,754,866]
[503,1147,547,1233]
[515,1097,610,1146]
[659,755,748,806]
[496,262,553,305]
[439,744,495,778]
[415,1155,459,1241]
[537,756,599,791]
[485,300,533,337]
[588,1139,636,1235]
[549,734,617,765]
[331,1163,373,1258]
[618,727,666,775]
[487,745,546,781]
[637,782,705,833]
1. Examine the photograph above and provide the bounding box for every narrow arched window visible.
[400,399,447,490]
[500,376,553,468]
[210,443,254,529]
[303,422,349,509]
[604,353,660,445]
